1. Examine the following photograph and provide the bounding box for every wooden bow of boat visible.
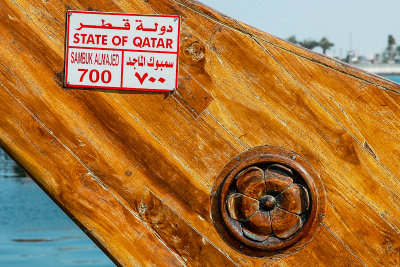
[1,0,400,266]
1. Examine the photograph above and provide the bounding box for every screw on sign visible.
[64,11,181,92]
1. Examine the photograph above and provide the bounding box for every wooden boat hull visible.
[1,0,400,265]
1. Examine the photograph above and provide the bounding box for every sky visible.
[199,0,400,58]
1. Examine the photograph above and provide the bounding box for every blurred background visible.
[1,0,399,266]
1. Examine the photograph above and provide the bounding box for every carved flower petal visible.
[242,211,272,241]
[227,193,259,221]
[271,208,302,239]
[236,167,266,199]
[276,184,309,214]
[265,164,293,195]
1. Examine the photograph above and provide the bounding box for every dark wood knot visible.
[184,41,205,64]
[211,146,325,256]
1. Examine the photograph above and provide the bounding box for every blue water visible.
[384,75,400,84]
[0,150,113,266]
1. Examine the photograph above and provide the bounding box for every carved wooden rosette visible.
[211,146,325,257]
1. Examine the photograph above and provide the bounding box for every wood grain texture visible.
[139,189,236,266]
[1,0,400,266]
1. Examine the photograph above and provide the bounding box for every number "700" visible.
[78,69,111,83]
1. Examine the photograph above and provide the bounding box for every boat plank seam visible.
[139,188,240,266]
[108,93,213,190]
[322,224,366,266]
[173,67,214,119]
[204,110,247,149]
[7,0,64,48]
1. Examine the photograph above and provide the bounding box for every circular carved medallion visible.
[211,146,325,257]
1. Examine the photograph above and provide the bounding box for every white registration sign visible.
[64,11,180,92]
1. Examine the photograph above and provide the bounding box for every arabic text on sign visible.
[75,19,174,35]
[126,55,174,71]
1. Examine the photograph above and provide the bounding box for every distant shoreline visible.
[352,63,400,76]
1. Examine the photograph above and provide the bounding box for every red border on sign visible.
[69,10,179,19]
[64,12,71,87]
[175,15,181,90]
[66,84,173,92]
[64,10,180,92]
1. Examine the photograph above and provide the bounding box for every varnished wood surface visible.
[1,0,400,265]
